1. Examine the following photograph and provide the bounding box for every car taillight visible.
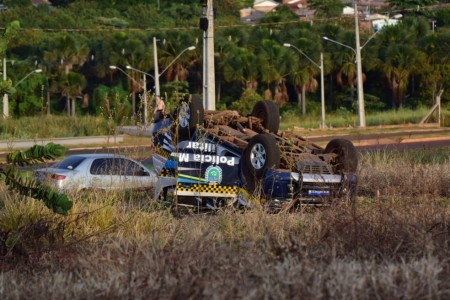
[51,174,66,180]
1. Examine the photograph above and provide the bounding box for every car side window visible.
[122,158,149,176]
[109,158,124,175]
[90,158,146,176]
[91,158,124,175]
[121,158,142,176]
[90,158,109,175]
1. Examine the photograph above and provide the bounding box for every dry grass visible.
[0,148,450,299]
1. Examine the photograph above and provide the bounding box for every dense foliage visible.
[0,0,448,120]
[2,143,72,214]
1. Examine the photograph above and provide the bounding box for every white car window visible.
[90,158,109,175]
[121,158,148,176]
[54,156,86,170]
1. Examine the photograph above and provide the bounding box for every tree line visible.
[0,0,448,121]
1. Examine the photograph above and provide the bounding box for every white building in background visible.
[372,18,400,31]
[343,6,355,15]
[254,0,280,13]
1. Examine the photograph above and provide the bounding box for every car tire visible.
[174,94,204,142]
[242,133,280,191]
[251,100,280,134]
[324,139,358,173]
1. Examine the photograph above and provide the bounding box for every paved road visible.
[299,127,450,152]
[356,139,450,152]
[0,135,125,151]
[2,126,449,158]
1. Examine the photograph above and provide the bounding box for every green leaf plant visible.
[1,143,72,215]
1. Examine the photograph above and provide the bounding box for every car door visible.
[89,158,123,190]
[121,158,157,190]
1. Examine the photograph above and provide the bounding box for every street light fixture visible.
[125,65,154,126]
[361,31,380,50]
[3,68,43,117]
[323,37,356,54]
[114,42,195,125]
[152,36,195,96]
[283,43,326,129]
[323,36,365,127]
[323,30,379,54]
[323,3,370,128]
[13,69,42,88]
[109,65,143,119]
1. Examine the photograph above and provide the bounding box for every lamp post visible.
[8,68,42,116]
[323,3,369,128]
[3,57,7,118]
[323,36,365,127]
[109,65,142,118]
[152,37,195,96]
[354,2,365,127]
[2,57,15,119]
[284,43,325,129]
[125,66,154,126]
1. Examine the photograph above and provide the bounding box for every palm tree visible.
[43,33,89,116]
[376,22,426,108]
[288,63,319,115]
[422,32,450,101]
[329,32,360,97]
[56,71,87,117]
[104,31,152,118]
[217,43,247,86]
[158,31,198,84]
[257,39,289,103]
[283,28,323,115]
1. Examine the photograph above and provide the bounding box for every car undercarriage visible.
[152,95,358,210]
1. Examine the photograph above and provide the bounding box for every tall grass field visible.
[0,147,449,299]
[0,107,447,139]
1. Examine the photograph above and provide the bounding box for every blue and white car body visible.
[152,98,358,209]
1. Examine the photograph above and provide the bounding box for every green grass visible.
[0,107,447,141]
[280,106,447,130]
[0,115,115,139]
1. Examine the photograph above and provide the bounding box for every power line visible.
[1,3,449,33]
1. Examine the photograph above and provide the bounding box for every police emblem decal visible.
[205,166,223,184]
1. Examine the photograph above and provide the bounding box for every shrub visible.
[230,88,264,116]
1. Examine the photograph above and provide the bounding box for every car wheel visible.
[324,139,358,173]
[243,133,280,192]
[251,100,280,134]
[174,94,204,142]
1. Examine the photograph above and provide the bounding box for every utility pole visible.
[320,52,325,129]
[153,37,160,96]
[283,43,326,128]
[3,57,8,118]
[206,0,216,110]
[354,2,366,127]
[200,0,216,110]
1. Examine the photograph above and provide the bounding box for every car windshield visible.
[52,156,86,170]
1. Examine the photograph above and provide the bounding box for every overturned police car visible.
[152,95,358,210]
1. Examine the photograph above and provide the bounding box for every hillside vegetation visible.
[0,0,448,124]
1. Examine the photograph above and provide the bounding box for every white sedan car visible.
[35,154,157,192]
